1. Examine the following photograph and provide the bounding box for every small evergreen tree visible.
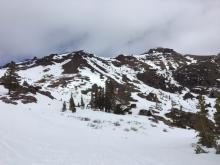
[171,100,177,109]
[1,61,20,94]
[81,96,85,109]
[90,84,98,109]
[99,88,105,111]
[180,105,183,111]
[170,100,178,124]
[69,93,76,112]
[95,87,104,111]
[195,95,216,148]
[214,93,220,136]
[62,101,67,112]
[155,100,162,111]
[104,78,116,113]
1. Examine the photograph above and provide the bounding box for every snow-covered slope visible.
[0,48,220,164]
[0,105,219,165]
[0,49,218,115]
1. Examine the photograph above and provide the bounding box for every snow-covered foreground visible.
[0,106,219,165]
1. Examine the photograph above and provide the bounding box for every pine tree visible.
[95,87,104,111]
[155,100,162,111]
[69,93,76,113]
[104,78,115,113]
[81,96,85,109]
[171,100,177,109]
[1,61,20,94]
[195,95,216,148]
[170,100,178,123]
[99,88,105,111]
[214,93,220,136]
[90,84,98,109]
[62,101,67,112]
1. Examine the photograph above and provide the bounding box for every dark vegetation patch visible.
[48,77,74,88]
[174,62,220,90]
[165,109,215,130]
[137,92,160,103]
[137,69,183,93]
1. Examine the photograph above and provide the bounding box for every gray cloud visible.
[0,0,220,64]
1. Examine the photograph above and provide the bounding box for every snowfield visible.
[0,101,219,165]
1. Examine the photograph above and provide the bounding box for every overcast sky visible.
[0,0,220,64]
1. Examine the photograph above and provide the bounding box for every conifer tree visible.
[94,87,103,111]
[1,61,20,94]
[170,100,178,123]
[195,95,216,148]
[81,96,85,109]
[105,78,115,113]
[69,93,76,112]
[171,100,177,109]
[155,100,162,111]
[214,93,220,136]
[99,88,105,111]
[62,101,67,112]
[90,84,98,109]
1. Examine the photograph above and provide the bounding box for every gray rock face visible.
[195,145,208,154]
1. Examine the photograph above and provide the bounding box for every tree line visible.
[194,94,220,153]
[62,78,122,114]
[0,61,20,94]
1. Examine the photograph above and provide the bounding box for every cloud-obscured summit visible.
[0,0,219,64]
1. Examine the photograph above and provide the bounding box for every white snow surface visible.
[0,100,219,165]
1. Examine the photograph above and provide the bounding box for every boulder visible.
[139,109,153,116]
[195,145,208,154]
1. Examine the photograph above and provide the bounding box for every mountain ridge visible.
[0,47,220,128]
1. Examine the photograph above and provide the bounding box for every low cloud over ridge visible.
[0,0,220,64]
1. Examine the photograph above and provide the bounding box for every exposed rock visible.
[183,92,195,100]
[22,81,29,87]
[115,54,137,66]
[174,62,220,90]
[114,104,131,115]
[34,55,55,66]
[21,95,37,104]
[209,90,220,98]
[122,74,130,82]
[38,91,54,99]
[137,69,182,93]
[147,47,175,54]
[139,109,153,116]
[195,145,208,154]
[62,53,90,74]
[0,97,18,105]
[165,109,215,130]
[146,93,160,102]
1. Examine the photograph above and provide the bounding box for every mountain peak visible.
[146,47,176,54]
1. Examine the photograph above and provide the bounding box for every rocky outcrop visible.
[165,109,215,130]
[137,69,182,93]
[174,62,220,91]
